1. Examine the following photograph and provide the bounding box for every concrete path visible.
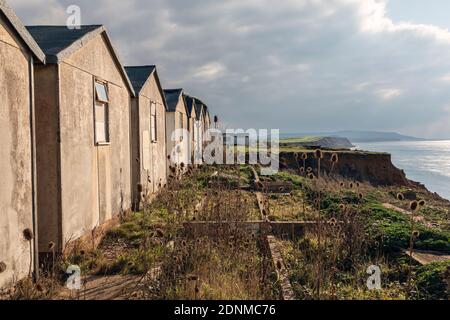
[402,249,450,265]
[265,236,295,300]
[58,267,161,300]
[382,203,434,228]
[58,274,142,300]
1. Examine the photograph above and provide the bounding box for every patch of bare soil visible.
[402,249,450,265]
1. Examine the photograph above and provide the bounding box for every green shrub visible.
[273,171,304,189]
[415,261,450,300]
[367,204,450,253]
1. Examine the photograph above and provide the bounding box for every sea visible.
[355,140,450,200]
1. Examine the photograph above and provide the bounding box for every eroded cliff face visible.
[279,151,412,186]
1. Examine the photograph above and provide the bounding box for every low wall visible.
[182,221,315,240]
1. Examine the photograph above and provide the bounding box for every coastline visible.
[355,140,450,201]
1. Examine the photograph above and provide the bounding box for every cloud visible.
[192,62,227,81]
[377,88,403,101]
[9,0,450,139]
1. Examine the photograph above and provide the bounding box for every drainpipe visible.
[164,104,168,182]
[28,55,39,283]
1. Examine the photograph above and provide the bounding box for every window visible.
[178,112,184,142]
[150,102,157,142]
[95,82,109,103]
[178,112,183,130]
[94,81,109,144]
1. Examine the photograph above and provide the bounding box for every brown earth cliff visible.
[278,151,415,187]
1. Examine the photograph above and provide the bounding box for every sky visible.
[8,0,450,139]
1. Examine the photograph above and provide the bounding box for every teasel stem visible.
[318,158,321,179]
[407,201,418,295]
[315,189,322,299]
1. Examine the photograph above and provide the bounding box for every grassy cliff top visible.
[280,136,324,143]
[233,145,386,155]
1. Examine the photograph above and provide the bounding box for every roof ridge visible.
[125,65,156,68]
[25,24,135,97]
[0,1,45,62]
[26,24,103,28]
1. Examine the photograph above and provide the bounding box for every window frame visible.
[150,101,157,143]
[95,81,109,104]
[93,80,110,145]
[178,112,184,142]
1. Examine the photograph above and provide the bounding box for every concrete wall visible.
[34,33,132,251]
[204,112,211,131]
[199,111,208,149]
[194,119,203,164]
[166,98,189,170]
[131,73,167,206]
[188,113,202,164]
[0,20,34,287]
[188,115,195,163]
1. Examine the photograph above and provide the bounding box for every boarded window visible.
[179,112,183,129]
[142,131,150,170]
[151,102,157,142]
[94,81,109,143]
[178,112,184,142]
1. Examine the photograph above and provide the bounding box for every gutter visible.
[28,55,39,282]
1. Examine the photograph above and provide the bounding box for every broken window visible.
[94,81,109,144]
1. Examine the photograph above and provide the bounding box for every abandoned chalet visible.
[0,0,217,288]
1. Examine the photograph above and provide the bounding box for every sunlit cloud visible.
[192,62,227,81]
[376,88,403,101]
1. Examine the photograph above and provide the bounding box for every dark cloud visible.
[10,0,450,138]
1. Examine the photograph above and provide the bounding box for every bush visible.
[415,261,450,300]
[367,204,450,253]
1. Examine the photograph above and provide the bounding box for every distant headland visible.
[281,130,425,146]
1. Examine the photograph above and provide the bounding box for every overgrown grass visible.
[367,204,450,253]
[415,261,449,300]
[148,235,278,300]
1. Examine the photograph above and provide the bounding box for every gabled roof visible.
[193,98,205,121]
[163,89,188,114]
[125,65,155,94]
[125,65,168,110]
[0,0,45,62]
[26,25,135,96]
[204,107,211,122]
[25,25,101,60]
[183,94,197,118]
